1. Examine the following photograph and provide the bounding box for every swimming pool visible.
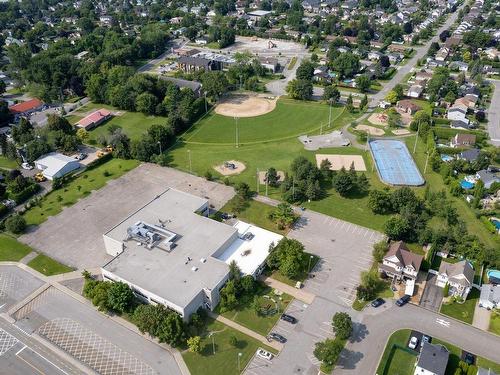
[488,270,500,282]
[460,180,475,189]
[492,219,500,230]
[369,140,425,186]
[441,154,454,162]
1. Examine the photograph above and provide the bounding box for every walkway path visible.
[207,311,283,351]
[259,276,315,304]
[19,251,38,265]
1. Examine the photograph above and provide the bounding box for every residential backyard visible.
[22,158,139,225]
[376,329,416,375]
[440,288,480,324]
[182,318,276,375]
[0,156,18,170]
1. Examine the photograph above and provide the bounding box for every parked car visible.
[408,336,419,350]
[269,332,286,343]
[396,295,411,307]
[464,352,475,365]
[75,153,87,160]
[256,349,273,361]
[21,162,33,170]
[421,335,432,347]
[280,314,297,324]
[371,298,385,308]
[2,199,16,209]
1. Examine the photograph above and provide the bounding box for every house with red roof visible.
[76,109,112,130]
[8,98,44,121]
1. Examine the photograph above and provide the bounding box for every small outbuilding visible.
[35,153,81,180]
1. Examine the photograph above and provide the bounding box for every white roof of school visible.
[35,152,79,177]
[216,221,283,276]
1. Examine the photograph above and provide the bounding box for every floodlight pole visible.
[256,168,260,194]
[157,141,162,155]
[238,352,242,372]
[308,255,314,272]
[188,150,192,173]
[424,152,430,174]
[413,120,420,154]
[235,117,239,148]
[328,98,333,128]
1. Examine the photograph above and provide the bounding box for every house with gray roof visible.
[436,260,474,299]
[476,170,500,189]
[160,77,203,97]
[414,343,449,375]
[479,284,500,310]
[458,148,480,162]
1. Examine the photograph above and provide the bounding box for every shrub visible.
[5,214,27,234]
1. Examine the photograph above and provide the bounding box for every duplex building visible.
[101,188,282,321]
[436,260,474,299]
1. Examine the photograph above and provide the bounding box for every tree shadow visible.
[200,343,220,357]
[336,349,364,370]
[235,340,248,350]
[349,322,369,343]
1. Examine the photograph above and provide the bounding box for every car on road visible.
[396,295,411,307]
[408,336,419,350]
[421,334,432,347]
[21,162,33,170]
[269,332,286,343]
[280,314,297,324]
[371,298,385,308]
[256,349,273,361]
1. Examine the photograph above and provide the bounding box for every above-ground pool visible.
[369,139,425,186]
[488,270,500,284]
[492,219,500,230]
[460,180,475,189]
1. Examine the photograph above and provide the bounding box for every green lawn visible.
[384,347,418,375]
[0,156,18,169]
[440,288,480,325]
[376,329,412,374]
[220,285,292,336]
[22,159,139,225]
[220,198,289,235]
[264,253,320,287]
[182,318,276,375]
[0,234,32,261]
[489,311,500,336]
[27,254,73,276]
[352,280,394,311]
[69,103,168,143]
[183,99,344,145]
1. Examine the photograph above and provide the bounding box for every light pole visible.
[234,116,239,148]
[157,141,162,155]
[209,332,216,355]
[187,149,192,173]
[237,352,242,372]
[308,255,314,272]
[328,98,333,128]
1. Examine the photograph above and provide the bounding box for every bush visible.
[0,203,9,217]
[372,241,389,262]
[332,312,352,340]
[9,183,40,204]
[86,152,113,169]
[5,214,27,234]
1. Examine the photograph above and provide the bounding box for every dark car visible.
[421,335,432,347]
[464,352,475,365]
[395,295,411,307]
[371,298,385,308]
[280,314,297,324]
[269,332,287,343]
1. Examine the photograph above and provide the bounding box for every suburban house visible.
[76,108,112,130]
[450,133,476,148]
[101,188,282,321]
[476,169,500,189]
[161,77,203,97]
[458,148,480,162]
[479,284,500,310]
[8,98,45,121]
[379,241,423,281]
[407,85,424,98]
[450,119,471,130]
[414,343,449,375]
[396,100,422,115]
[35,152,81,180]
[258,57,280,73]
[435,46,450,61]
[436,260,474,299]
[447,106,469,122]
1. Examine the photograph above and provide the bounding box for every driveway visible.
[487,80,500,146]
[420,273,443,312]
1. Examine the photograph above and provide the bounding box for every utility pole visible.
[235,117,239,148]
[328,98,333,128]
[188,150,192,173]
[256,168,260,194]
[424,152,430,174]
[413,120,420,154]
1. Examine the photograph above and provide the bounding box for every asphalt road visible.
[487,80,500,146]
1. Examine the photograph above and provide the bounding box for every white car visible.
[408,336,419,350]
[256,349,273,361]
[21,162,33,170]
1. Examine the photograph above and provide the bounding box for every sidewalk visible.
[259,276,315,304]
[207,311,283,351]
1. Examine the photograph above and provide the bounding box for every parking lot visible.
[0,265,44,311]
[20,163,235,269]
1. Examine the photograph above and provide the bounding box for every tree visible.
[320,159,332,179]
[355,75,371,93]
[0,80,6,95]
[346,94,354,113]
[47,115,73,134]
[135,92,158,115]
[219,280,238,312]
[296,60,315,80]
[331,53,360,78]
[332,167,354,196]
[107,282,134,313]
[372,241,389,262]
[360,94,368,109]
[158,311,186,347]
[332,312,352,340]
[0,100,10,125]
[5,214,26,234]
[269,203,296,230]
[368,189,393,214]
[187,336,202,353]
[385,90,398,104]
[384,216,409,240]
[228,335,238,347]
[201,71,229,99]
[313,338,344,366]
[267,238,307,278]
[323,86,340,102]
[265,167,279,187]
[387,108,402,128]
[228,260,241,281]
[286,79,313,100]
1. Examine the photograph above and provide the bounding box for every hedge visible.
[432,117,451,125]
[0,203,9,217]
[433,127,487,141]
[86,153,113,170]
[9,184,40,204]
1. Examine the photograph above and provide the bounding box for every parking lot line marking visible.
[15,345,27,355]
[340,221,346,230]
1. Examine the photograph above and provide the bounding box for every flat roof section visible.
[103,188,237,309]
[216,221,283,276]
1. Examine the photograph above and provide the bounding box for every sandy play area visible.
[214,160,246,175]
[355,124,385,136]
[215,94,277,117]
[368,113,389,126]
[315,154,367,171]
[392,129,411,135]
[258,170,285,184]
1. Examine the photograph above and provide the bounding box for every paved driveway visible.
[487,80,500,146]
[420,274,443,312]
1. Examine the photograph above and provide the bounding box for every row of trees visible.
[314,312,353,371]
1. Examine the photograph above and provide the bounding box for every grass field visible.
[0,156,18,169]
[376,329,412,374]
[220,286,292,336]
[352,281,393,311]
[490,311,500,336]
[440,289,480,324]
[182,318,276,375]
[27,254,73,276]
[23,159,139,225]
[0,234,32,261]
[68,103,168,143]
[183,99,344,145]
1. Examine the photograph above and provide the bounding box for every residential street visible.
[487,80,500,146]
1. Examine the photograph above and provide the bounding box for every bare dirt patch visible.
[355,124,385,136]
[215,94,277,117]
[368,113,389,126]
[258,170,285,184]
[392,129,411,135]
[315,154,367,171]
[214,160,247,175]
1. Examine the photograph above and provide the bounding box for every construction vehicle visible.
[34,173,46,182]
[97,151,106,158]
[105,145,113,152]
